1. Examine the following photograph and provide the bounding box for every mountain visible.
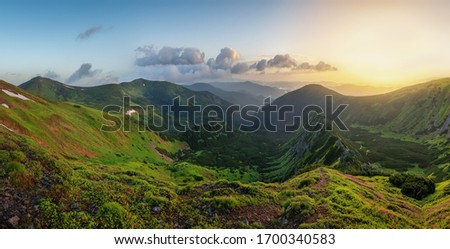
[271,79,450,180]
[1,78,450,228]
[263,116,368,182]
[206,81,285,100]
[328,84,399,96]
[185,83,263,105]
[20,77,230,111]
[273,79,450,138]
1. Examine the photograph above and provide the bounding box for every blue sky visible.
[1,0,450,86]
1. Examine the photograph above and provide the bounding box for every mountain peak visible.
[295,84,342,95]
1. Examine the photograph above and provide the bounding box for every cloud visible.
[134,64,227,83]
[208,47,241,70]
[66,63,101,83]
[133,45,337,82]
[231,62,250,74]
[77,26,103,39]
[252,54,337,72]
[314,61,337,71]
[255,59,267,71]
[43,70,60,80]
[136,46,205,66]
[268,54,297,68]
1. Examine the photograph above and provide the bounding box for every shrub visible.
[6,161,32,188]
[389,173,435,200]
[209,196,238,211]
[96,202,129,228]
[10,151,26,162]
[176,185,193,195]
[389,173,408,188]
[6,161,26,174]
[0,150,10,163]
[39,199,60,227]
[298,178,315,188]
[283,196,315,223]
[143,194,169,208]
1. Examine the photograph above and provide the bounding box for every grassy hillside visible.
[271,79,449,180]
[186,83,264,105]
[2,78,449,228]
[20,77,230,111]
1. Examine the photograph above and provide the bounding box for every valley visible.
[0,77,449,228]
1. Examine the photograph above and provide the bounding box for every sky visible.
[1,0,450,87]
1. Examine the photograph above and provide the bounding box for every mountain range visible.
[0,76,449,228]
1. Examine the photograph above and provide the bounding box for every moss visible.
[6,161,26,174]
[96,202,130,228]
[298,178,315,188]
[208,196,238,211]
[283,196,315,223]
[143,194,169,208]
[0,150,10,163]
[10,151,26,162]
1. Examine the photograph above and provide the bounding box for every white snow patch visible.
[64,85,77,90]
[1,103,9,109]
[1,89,34,101]
[0,123,14,132]
[126,109,137,116]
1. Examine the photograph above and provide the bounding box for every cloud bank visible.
[134,45,337,82]
[251,54,337,72]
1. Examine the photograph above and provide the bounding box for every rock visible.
[70,203,79,210]
[8,216,20,228]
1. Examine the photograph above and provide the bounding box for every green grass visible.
[1,79,450,228]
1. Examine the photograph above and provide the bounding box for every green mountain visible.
[271,79,449,180]
[20,77,230,110]
[1,77,449,228]
[206,81,286,100]
[273,79,450,138]
[186,83,264,105]
[264,116,369,182]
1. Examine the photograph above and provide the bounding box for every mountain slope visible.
[207,81,285,100]
[271,79,449,180]
[1,80,185,162]
[186,83,264,105]
[2,79,450,228]
[263,116,368,182]
[273,79,450,138]
[20,77,230,111]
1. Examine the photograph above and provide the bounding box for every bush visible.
[389,173,408,188]
[6,161,26,174]
[143,194,169,208]
[389,173,435,200]
[39,199,60,227]
[298,178,315,188]
[10,151,26,162]
[210,196,238,211]
[176,185,193,195]
[0,150,10,163]
[283,196,315,223]
[96,202,129,228]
